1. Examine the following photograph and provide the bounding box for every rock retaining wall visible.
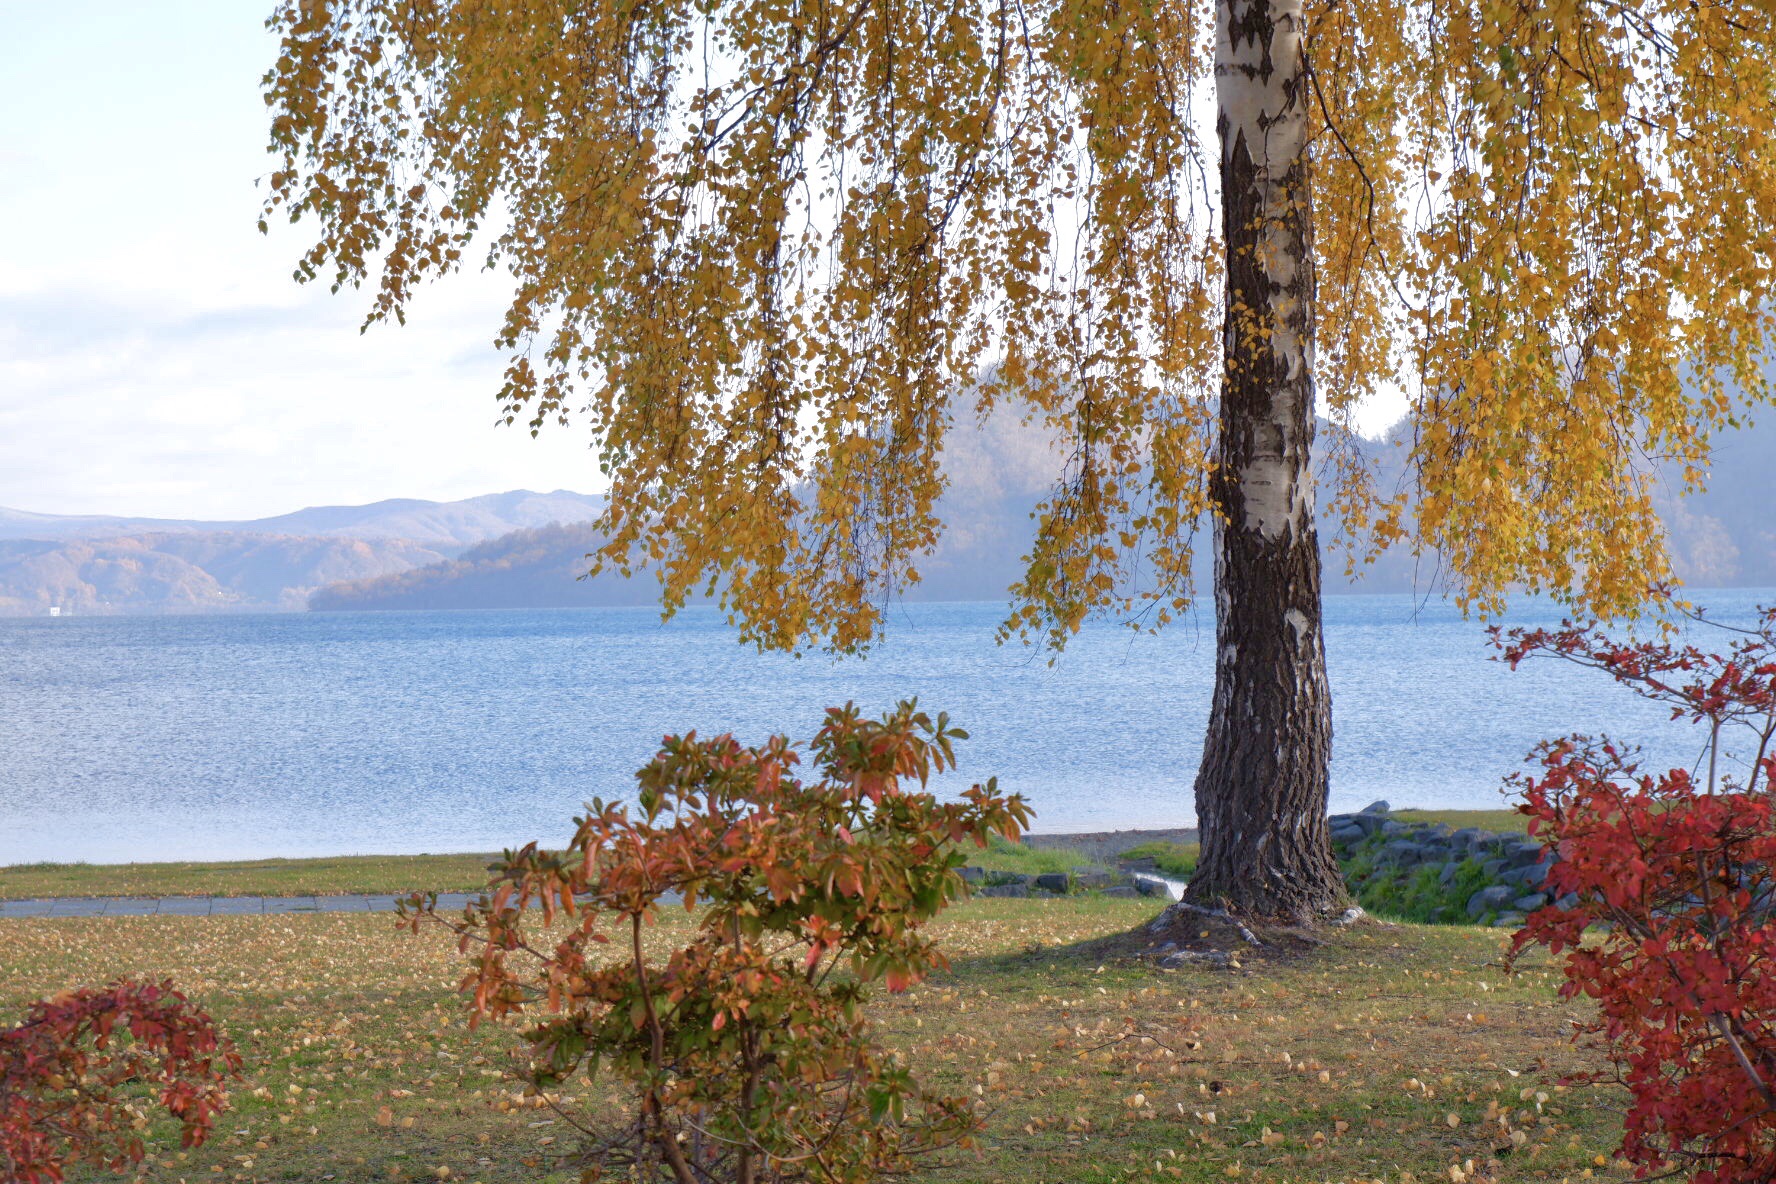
[958,866,1170,899]
[962,803,1560,926]
[1330,801,1571,926]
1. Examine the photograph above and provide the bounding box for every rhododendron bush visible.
[1500,600,1776,1183]
[403,700,1030,1184]
[0,978,238,1184]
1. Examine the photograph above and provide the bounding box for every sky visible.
[0,1,599,520]
[0,3,1409,524]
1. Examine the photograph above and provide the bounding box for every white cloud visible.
[0,1,1409,524]
[0,0,605,520]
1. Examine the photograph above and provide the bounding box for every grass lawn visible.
[1,895,1633,1183]
[1120,841,1201,878]
[0,837,1092,900]
[0,853,506,901]
[0,812,1527,900]
[1390,810,1531,835]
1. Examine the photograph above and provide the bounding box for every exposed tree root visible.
[1067,899,1382,973]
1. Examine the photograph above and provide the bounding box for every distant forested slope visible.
[1316,412,1776,594]
[310,411,1776,614]
[9,415,1762,618]
[1652,414,1776,587]
[0,533,447,616]
[1336,412,1776,592]
[0,490,605,616]
[309,521,648,611]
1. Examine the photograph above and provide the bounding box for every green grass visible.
[0,839,1092,901]
[0,896,1635,1183]
[1118,840,1200,878]
[1391,808,1530,834]
[968,834,1107,876]
[1338,811,1535,925]
[0,852,502,900]
[1345,850,1503,926]
[1,812,1533,901]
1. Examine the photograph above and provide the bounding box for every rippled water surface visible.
[4,592,1769,863]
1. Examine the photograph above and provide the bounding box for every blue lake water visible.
[2,592,1771,865]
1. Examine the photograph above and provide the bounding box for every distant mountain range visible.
[0,489,606,548]
[311,411,1087,612]
[0,491,605,616]
[307,410,1776,615]
[0,533,451,615]
[4,410,1772,619]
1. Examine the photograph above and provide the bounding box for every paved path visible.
[0,893,480,918]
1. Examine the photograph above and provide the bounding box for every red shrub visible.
[1500,599,1776,1182]
[1,978,240,1184]
[403,699,1031,1184]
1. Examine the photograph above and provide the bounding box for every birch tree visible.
[264,0,1776,921]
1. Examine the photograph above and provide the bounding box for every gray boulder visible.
[1133,877,1170,898]
[1503,840,1547,868]
[1513,892,1549,912]
[1034,872,1072,894]
[1102,886,1140,898]
[980,883,1030,898]
[958,866,985,883]
[1499,861,1551,889]
[1360,800,1391,815]
[1468,885,1515,918]
[1381,840,1431,867]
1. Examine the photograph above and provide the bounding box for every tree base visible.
[1130,900,1370,972]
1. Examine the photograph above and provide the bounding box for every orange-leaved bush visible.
[1500,600,1776,1183]
[0,979,240,1184]
[401,700,1031,1184]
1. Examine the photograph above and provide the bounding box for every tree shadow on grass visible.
[939,902,1388,984]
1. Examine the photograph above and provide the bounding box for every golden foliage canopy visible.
[265,0,1776,649]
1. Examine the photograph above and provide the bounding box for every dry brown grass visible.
[0,895,1637,1183]
[0,853,503,900]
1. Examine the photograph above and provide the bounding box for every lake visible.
[3,592,1770,864]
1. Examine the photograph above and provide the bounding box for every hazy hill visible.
[0,489,605,548]
[242,490,607,548]
[1651,416,1776,587]
[310,414,1073,612]
[0,489,607,617]
[7,410,1768,618]
[309,521,652,612]
[0,533,448,616]
[309,411,1776,614]
[1334,412,1776,593]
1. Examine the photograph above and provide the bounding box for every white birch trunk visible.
[1174,0,1344,922]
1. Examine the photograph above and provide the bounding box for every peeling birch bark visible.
[1174,0,1345,922]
